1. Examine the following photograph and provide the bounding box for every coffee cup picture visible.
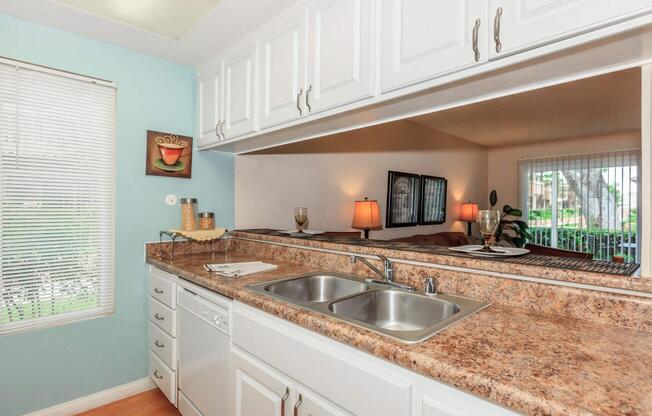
[146,130,193,178]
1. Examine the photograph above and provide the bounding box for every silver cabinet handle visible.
[305,85,312,113]
[280,387,289,416]
[293,394,302,416]
[153,370,163,380]
[219,120,225,139]
[215,122,220,137]
[154,340,164,348]
[296,88,303,116]
[494,7,503,53]
[153,287,164,294]
[154,313,164,321]
[472,19,481,62]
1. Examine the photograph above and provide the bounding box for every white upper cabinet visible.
[224,42,258,139]
[197,65,223,147]
[306,0,375,113]
[489,0,652,58]
[381,0,488,92]
[259,10,307,129]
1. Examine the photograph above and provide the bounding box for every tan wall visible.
[486,131,641,209]
[235,121,488,240]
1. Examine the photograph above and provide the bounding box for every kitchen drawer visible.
[149,351,176,405]
[149,322,177,369]
[149,297,176,337]
[178,391,203,416]
[149,269,177,309]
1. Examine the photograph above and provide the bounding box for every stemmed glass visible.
[294,207,308,232]
[476,210,501,252]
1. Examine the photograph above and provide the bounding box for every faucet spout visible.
[351,254,414,292]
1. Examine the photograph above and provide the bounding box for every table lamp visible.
[352,197,382,239]
[459,201,479,236]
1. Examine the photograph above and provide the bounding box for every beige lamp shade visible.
[352,197,382,230]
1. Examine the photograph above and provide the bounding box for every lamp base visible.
[363,229,370,239]
[466,222,473,236]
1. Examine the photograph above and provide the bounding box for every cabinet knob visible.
[154,340,165,348]
[153,287,164,294]
[153,369,163,380]
[154,313,165,321]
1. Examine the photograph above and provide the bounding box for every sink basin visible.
[261,273,368,303]
[248,271,490,343]
[329,290,460,332]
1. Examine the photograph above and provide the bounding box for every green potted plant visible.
[489,190,531,248]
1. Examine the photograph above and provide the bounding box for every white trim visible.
[22,377,155,416]
[233,236,652,298]
[641,65,652,276]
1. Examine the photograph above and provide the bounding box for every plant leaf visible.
[489,190,497,208]
[502,204,512,214]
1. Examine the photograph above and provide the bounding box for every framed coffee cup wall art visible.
[145,130,193,179]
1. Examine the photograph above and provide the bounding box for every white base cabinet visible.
[147,267,180,406]
[231,302,517,416]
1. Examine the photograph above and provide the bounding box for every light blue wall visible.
[0,13,234,416]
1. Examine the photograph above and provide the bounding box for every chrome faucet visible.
[351,254,415,292]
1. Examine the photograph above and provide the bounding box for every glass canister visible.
[180,198,198,231]
[198,212,215,230]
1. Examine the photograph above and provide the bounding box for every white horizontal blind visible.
[0,59,116,334]
[519,149,641,263]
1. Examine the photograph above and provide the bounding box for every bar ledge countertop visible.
[146,230,652,416]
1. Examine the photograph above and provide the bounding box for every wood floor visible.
[75,389,180,416]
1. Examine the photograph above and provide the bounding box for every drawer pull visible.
[153,287,164,294]
[293,394,302,416]
[472,18,481,62]
[280,387,289,416]
[154,340,165,348]
[296,88,303,116]
[305,85,312,113]
[154,313,165,321]
[494,7,503,53]
[153,369,164,380]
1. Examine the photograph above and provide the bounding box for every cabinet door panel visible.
[260,10,307,128]
[381,0,488,92]
[197,66,222,147]
[490,0,652,58]
[224,42,257,139]
[296,388,353,416]
[232,348,293,416]
[307,0,375,113]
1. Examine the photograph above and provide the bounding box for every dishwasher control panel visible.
[178,286,229,334]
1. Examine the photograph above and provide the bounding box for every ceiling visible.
[409,68,642,148]
[0,0,301,67]
[54,0,223,40]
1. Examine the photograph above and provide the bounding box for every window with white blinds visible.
[0,58,116,334]
[519,149,641,263]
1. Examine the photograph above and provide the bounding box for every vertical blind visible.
[0,58,116,334]
[519,149,641,263]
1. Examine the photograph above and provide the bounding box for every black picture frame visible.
[419,175,447,225]
[386,171,420,228]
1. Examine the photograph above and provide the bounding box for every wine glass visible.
[294,207,308,232]
[476,210,501,252]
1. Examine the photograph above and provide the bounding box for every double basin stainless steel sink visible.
[247,272,490,343]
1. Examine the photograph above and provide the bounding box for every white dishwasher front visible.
[177,283,231,416]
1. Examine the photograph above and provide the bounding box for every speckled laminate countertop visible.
[146,251,652,416]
